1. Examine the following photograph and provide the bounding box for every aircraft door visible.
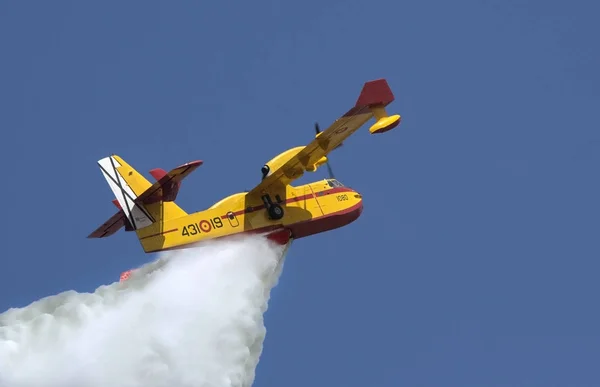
[304,184,326,216]
[226,211,240,227]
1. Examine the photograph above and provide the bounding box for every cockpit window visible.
[326,179,344,188]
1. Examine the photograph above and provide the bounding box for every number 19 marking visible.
[181,216,224,236]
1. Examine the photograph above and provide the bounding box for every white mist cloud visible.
[0,235,288,387]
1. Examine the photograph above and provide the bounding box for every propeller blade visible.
[315,121,336,179]
[326,160,335,180]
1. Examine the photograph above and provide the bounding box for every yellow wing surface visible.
[247,78,401,196]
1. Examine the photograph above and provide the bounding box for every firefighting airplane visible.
[88,78,402,281]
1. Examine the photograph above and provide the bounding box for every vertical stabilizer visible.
[97,155,154,230]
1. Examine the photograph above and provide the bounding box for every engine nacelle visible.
[261,147,328,179]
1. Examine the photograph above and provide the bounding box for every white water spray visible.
[0,235,288,387]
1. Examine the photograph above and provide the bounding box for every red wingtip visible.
[111,199,122,210]
[150,161,203,181]
[355,79,395,108]
[178,160,203,168]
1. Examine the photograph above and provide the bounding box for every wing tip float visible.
[355,78,401,134]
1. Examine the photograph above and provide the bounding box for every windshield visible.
[326,179,344,188]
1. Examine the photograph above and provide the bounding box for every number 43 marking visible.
[181,217,224,236]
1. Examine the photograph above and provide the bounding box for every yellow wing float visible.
[88,78,403,282]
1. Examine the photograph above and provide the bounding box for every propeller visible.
[314,122,337,180]
[314,122,321,136]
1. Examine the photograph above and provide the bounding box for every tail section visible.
[89,155,201,241]
[97,155,155,230]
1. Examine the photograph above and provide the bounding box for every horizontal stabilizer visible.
[149,168,168,181]
[136,160,202,204]
[87,211,126,238]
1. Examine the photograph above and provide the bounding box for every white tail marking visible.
[97,156,154,230]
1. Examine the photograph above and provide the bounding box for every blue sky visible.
[1,1,599,385]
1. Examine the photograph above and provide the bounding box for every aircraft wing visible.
[247,78,401,196]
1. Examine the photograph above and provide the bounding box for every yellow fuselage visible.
[135,179,362,253]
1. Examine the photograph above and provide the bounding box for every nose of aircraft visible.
[348,189,364,219]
